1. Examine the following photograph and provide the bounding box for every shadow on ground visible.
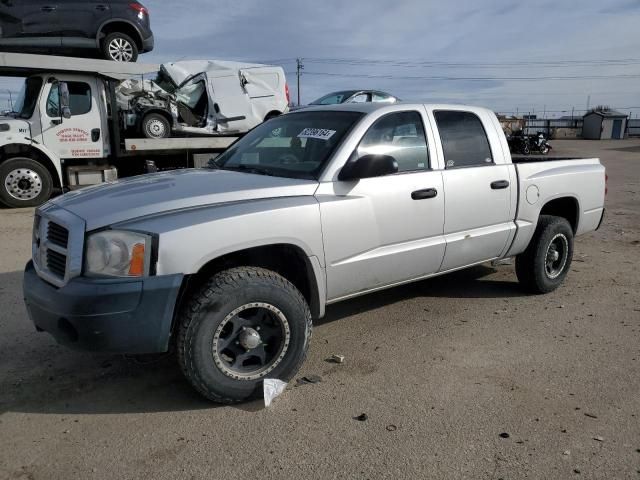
[1,265,525,415]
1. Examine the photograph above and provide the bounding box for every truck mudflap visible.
[23,261,183,354]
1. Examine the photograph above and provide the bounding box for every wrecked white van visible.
[118,60,290,138]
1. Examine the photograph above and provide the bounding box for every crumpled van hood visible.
[50,169,318,231]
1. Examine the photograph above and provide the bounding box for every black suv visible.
[0,0,153,62]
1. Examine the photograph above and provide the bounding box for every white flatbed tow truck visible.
[0,53,237,207]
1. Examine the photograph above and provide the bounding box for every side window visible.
[357,111,429,172]
[349,93,370,103]
[46,82,92,117]
[434,111,493,168]
[372,93,393,103]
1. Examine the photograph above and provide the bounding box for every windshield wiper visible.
[222,165,275,176]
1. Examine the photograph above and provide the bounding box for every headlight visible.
[84,230,153,277]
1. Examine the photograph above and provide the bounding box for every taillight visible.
[285,83,290,105]
[129,2,148,15]
[605,173,608,196]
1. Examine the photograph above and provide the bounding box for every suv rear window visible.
[434,111,493,168]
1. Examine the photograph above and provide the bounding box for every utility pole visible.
[296,58,304,106]
[586,94,591,112]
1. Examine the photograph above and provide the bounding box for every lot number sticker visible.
[298,128,336,141]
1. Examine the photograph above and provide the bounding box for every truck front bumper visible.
[23,261,183,354]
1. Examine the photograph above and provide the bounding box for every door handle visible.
[41,6,57,12]
[95,4,109,10]
[491,180,510,189]
[411,188,438,200]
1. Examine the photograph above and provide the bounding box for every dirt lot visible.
[1,139,639,479]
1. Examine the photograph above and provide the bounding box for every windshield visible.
[14,77,43,119]
[211,111,364,179]
[310,91,359,105]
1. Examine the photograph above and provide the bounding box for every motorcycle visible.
[529,132,552,155]
[507,131,552,155]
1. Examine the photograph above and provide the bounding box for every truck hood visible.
[49,169,319,231]
[0,117,31,136]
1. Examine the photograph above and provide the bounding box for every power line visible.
[301,71,640,81]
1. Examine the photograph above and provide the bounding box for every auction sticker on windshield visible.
[298,128,336,141]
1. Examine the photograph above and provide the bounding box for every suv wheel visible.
[103,32,139,62]
[177,267,312,404]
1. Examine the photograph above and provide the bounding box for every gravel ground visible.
[0,139,639,479]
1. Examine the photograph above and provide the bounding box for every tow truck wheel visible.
[516,215,574,294]
[177,267,312,404]
[0,157,53,208]
[142,113,171,139]
[102,32,139,63]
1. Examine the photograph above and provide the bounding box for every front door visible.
[318,110,446,301]
[20,1,60,41]
[39,78,104,160]
[612,119,622,139]
[434,110,515,271]
[0,0,25,40]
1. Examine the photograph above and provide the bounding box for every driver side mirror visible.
[59,82,71,119]
[338,154,398,181]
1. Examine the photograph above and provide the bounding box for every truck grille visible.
[46,249,67,278]
[47,222,69,248]
[32,211,84,288]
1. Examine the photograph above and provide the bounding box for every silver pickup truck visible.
[23,103,606,403]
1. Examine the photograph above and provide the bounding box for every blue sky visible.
[2,0,640,117]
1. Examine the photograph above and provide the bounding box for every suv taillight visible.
[129,2,148,15]
[285,83,290,105]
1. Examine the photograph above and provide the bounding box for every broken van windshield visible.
[211,111,364,179]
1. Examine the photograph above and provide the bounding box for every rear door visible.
[433,109,515,271]
[39,77,105,160]
[56,0,110,47]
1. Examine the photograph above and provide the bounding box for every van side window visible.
[357,111,429,172]
[46,82,92,117]
[434,111,493,168]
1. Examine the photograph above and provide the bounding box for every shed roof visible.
[583,109,627,119]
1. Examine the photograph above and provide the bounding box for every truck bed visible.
[511,155,586,163]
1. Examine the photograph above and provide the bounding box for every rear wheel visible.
[142,113,171,139]
[102,32,139,62]
[516,215,574,293]
[0,157,53,208]
[177,267,312,403]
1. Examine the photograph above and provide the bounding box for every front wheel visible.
[539,144,550,155]
[0,157,53,208]
[177,267,312,403]
[142,113,171,139]
[516,215,574,293]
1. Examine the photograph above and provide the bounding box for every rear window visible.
[434,111,493,168]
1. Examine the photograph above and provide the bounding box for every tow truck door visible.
[38,76,106,160]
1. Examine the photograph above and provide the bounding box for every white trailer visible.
[0,53,238,208]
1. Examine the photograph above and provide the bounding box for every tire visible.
[142,113,171,139]
[177,267,312,403]
[516,215,574,294]
[522,143,530,155]
[0,157,53,208]
[264,111,281,121]
[540,145,550,155]
[102,32,139,62]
